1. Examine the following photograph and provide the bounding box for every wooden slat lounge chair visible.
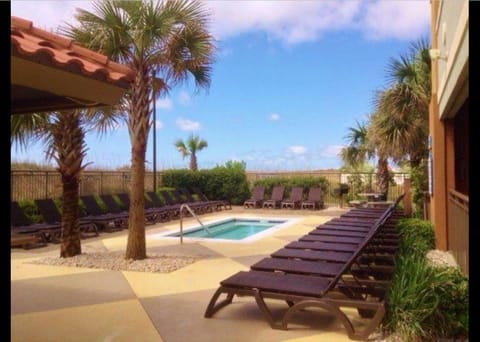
[178,188,214,214]
[11,232,46,249]
[34,198,99,241]
[191,187,231,211]
[159,190,195,217]
[205,198,403,340]
[116,192,168,224]
[146,191,180,219]
[243,186,265,209]
[262,186,285,209]
[301,187,324,210]
[80,195,127,232]
[10,201,49,248]
[281,187,304,209]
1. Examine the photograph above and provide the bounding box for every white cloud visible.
[11,1,94,31]
[205,1,360,45]
[268,113,280,121]
[156,98,173,110]
[178,91,191,105]
[12,0,430,48]
[286,145,307,155]
[361,1,430,41]
[176,117,201,131]
[319,145,345,158]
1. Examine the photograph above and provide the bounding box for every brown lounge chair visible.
[34,198,99,241]
[301,187,324,210]
[204,200,402,340]
[10,201,50,248]
[243,186,265,208]
[262,186,285,209]
[281,186,304,209]
[191,187,231,211]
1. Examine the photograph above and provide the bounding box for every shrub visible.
[383,218,469,341]
[253,176,328,198]
[384,254,440,341]
[396,218,435,256]
[17,199,42,223]
[160,166,250,205]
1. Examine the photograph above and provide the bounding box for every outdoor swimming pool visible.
[155,217,297,242]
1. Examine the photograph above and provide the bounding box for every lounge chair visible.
[262,186,285,209]
[10,201,50,248]
[204,199,403,340]
[80,195,127,232]
[159,190,193,216]
[191,187,231,211]
[175,188,213,214]
[34,198,99,241]
[116,192,167,224]
[244,186,265,209]
[301,187,324,210]
[146,191,180,219]
[281,186,304,209]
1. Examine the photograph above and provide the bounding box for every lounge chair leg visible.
[253,289,284,330]
[282,299,385,341]
[204,287,234,318]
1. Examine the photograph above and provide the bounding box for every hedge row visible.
[160,166,250,205]
[252,176,329,197]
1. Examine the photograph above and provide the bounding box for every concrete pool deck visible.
[11,205,383,342]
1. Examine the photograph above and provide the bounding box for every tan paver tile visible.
[11,299,162,342]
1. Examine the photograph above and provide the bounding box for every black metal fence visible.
[11,169,408,207]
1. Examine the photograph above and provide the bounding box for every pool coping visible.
[149,216,302,243]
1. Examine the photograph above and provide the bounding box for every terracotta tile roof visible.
[11,16,135,88]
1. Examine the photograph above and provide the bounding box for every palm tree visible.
[174,134,208,171]
[340,120,374,169]
[340,120,390,199]
[63,0,215,259]
[11,109,122,257]
[371,38,431,168]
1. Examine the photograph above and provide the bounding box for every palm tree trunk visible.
[190,153,197,171]
[376,156,390,200]
[61,176,82,257]
[54,110,86,258]
[125,67,150,260]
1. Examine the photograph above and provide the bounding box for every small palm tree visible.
[63,0,215,260]
[340,120,374,169]
[340,120,390,199]
[174,134,208,171]
[11,109,123,257]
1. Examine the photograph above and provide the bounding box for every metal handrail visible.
[179,204,210,244]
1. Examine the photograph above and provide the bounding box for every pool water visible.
[168,218,287,240]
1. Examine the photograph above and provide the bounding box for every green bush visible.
[383,218,468,341]
[396,218,435,256]
[17,199,42,223]
[384,254,469,341]
[253,176,328,198]
[384,254,440,341]
[160,165,250,205]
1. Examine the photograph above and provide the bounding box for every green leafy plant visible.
[396,218,435,256]
[383,218,468,341]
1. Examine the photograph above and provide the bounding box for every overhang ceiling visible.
[11,16,135,115]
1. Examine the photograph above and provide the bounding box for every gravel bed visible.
[29,251,201,273]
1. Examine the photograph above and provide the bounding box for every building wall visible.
[429,0,469,251]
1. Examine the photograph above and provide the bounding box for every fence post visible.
[100,172,103,195]
[45,171,49,199]
[403,178,412,216]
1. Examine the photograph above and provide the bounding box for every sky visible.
[10,0,431,171]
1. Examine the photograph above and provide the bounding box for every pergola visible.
[11,16,134,115]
